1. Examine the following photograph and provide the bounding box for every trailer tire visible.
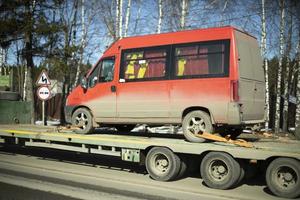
[72,108,94,134]
[176,155,188,179]
[200,152,241,189]
[266,158,300,198]
[146,147,181,181]
[182,111,213,143]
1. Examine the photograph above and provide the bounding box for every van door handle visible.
[111,85,116,92]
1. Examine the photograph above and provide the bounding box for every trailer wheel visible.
[115,124,136,132]
[266,158,300,198]
[182,111,213,143]
[146,147,181,181]
[200,152,241,189]
[72,108,94,134]
[176,155,188,179]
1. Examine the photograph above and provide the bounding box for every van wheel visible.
[182,111,213,142]
[146,147,181,181]
[72,108,94,134]
[200,152,241,189]
[266,158,300,198]
[115,125,136,132]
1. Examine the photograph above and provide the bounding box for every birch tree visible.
[261,0,270,131]
[295,2,300,139]
[115,0,120,39]
[157,0,163,33]
[274,0,285,133]
[73,0,86,88]
[124,0,131,37]
[180,0,188,30]
[282,1,293,132]
[119,0,123,38]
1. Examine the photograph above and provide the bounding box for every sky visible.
[3,0,297,68]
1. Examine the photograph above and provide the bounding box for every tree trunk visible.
[23,1,35,124]
[73,0,85,89]
[294,4,300,138]
[274,0,285,133]
[124,0,131,37]
[133,0,141,34]
[157,0,163,33]
[282,2,293,132]
[119,0,123,38]
[180,0,188,30]
[260,0,270,131]
[115,0,120,39]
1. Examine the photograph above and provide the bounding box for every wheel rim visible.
[74,112,89,130]
[208,160,229,182]
[187,117,206,135]
[150,153,170,176]
[274,166,298,190]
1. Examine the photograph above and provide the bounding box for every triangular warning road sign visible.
[36,70,51,86]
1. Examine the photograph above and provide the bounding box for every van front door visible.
[85,58,117,119]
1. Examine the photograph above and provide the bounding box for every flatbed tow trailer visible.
[0,125,299,199]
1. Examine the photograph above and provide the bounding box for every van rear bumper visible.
[227,102,242,125]
[227,102,265,125]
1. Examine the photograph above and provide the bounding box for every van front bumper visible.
[64,105,75,124]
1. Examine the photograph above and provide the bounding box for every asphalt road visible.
[0,146,289,200]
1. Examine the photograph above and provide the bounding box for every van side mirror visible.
[81,77,88,90]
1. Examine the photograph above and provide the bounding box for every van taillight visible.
[231,80,239,102]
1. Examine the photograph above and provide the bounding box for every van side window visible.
[99,58,115,82]
[122,48,167,80]
[88,63,101,88]
[174,40,229,78]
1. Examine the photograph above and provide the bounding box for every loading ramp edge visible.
[0,129,300,161]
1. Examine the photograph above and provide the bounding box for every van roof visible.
[103,26,255,56]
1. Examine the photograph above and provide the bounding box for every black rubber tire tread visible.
[200,152,241,190]
[0,91,20,101]
[235,160,245,187]
[146,147,181,182]
[72,108,94,134]
[294,127,300,140]
[115,124,136,132]
[176,155,188,179]
[266,157,300,199]
[182,110,213,143]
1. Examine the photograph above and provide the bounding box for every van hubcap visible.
[75,113,88,129]
[187,117,205,134]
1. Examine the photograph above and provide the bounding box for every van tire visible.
[182,111,213,143]
[72,108,94,134]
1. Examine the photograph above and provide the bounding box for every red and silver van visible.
[65,26,265,142]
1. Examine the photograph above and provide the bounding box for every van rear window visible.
[174,40,229,78]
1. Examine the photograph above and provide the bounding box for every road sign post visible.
[36,70,51,126]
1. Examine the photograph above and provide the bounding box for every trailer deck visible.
[1,124,300,198]
[0,125,299,161]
